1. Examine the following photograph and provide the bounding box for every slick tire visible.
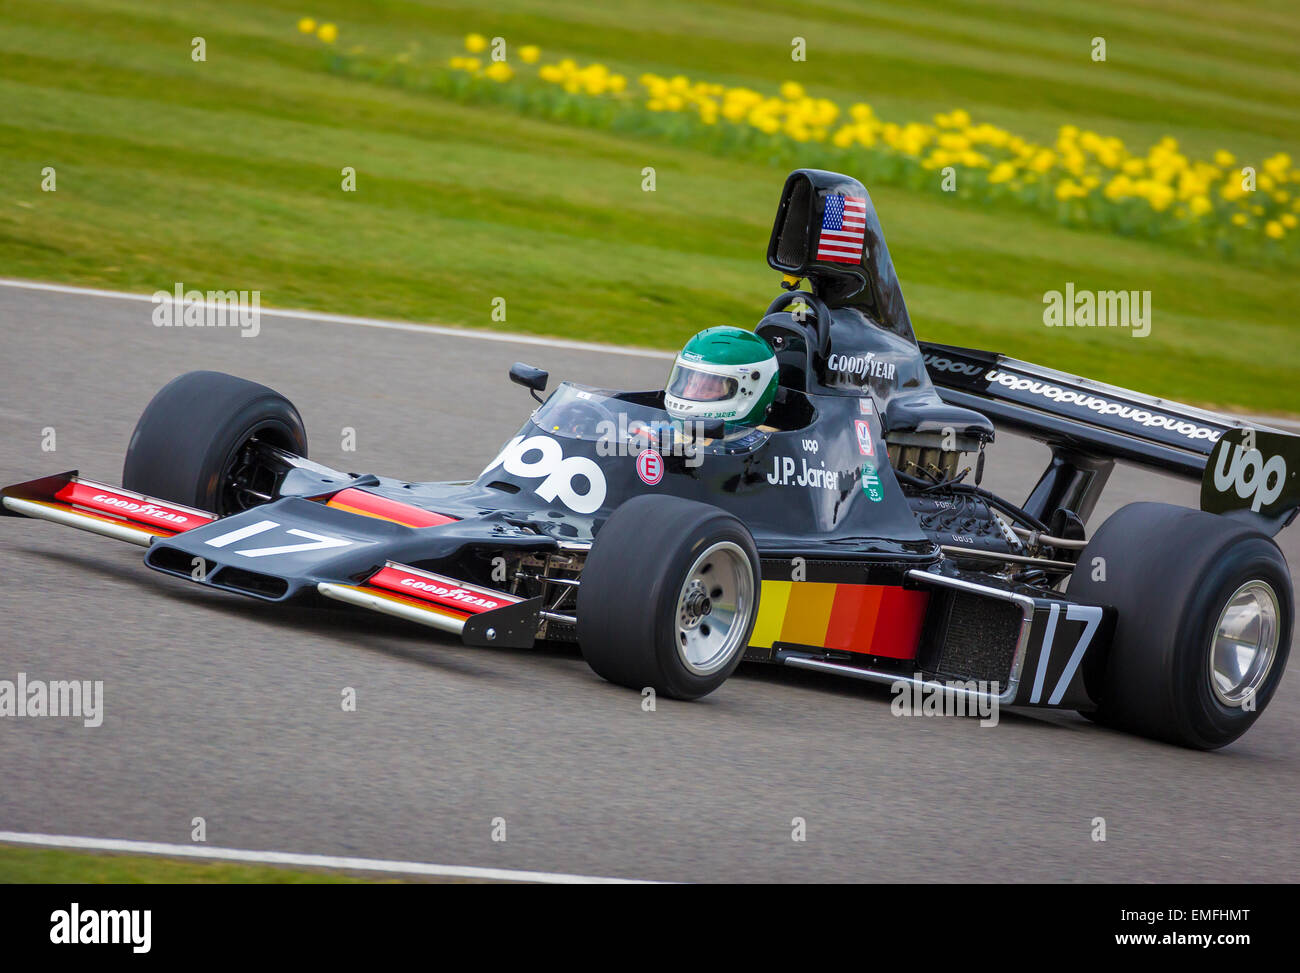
[1068,502,1292,749]
[123,370,307,514]
[577,495,761,700]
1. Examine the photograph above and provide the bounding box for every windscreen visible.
[530,384,769,455]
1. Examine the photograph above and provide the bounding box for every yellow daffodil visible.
[317,22,338,44]
[298,17,316,34]
[1054,178,1088,201]
[417,40,1297,252]
[988,162,1016,184]
[1028,150,1056,174]
[1103,175,1132,201]
[1220,180,1246,202]
[1263,153,1292,179]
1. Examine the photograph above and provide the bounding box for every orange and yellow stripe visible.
[749,581,929,659]
[325,488,457,528]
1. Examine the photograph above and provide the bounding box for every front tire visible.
[123,370,308,514]
[577,495,761,700]
[1068,502,1292,749]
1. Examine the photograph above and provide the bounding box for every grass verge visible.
[0,845,401,883]
[0,0,1295,413]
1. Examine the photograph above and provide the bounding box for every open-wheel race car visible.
[5,169,1298,749]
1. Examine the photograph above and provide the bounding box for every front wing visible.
[1,471,540,648]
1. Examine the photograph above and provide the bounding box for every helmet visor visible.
[668,364,738,403]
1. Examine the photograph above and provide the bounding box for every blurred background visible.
[1,0,1296,414]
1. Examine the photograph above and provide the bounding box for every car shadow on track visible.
[14,544,584,678]
[15,544,1097,735]
[734,660,1088,736]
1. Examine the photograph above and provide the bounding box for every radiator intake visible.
[917,589,1023,684]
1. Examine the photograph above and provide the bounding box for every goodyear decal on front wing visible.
[53,480,216,533]
[366,563,522,616]
[748,581,928,659]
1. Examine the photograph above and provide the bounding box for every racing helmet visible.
[664,326,779,426]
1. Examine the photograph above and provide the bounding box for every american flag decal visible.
[815,194,867,264]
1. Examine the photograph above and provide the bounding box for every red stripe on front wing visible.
[52,481,216,533]
[367,565,521,615]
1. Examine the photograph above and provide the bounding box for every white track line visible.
[0,278,673,361]
[1,277,1293,427]
[0,831,659,884]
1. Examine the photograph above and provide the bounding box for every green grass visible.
[0,0,1296,414]
[0,846,395,883]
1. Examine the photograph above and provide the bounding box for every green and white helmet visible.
[664,326,779,426]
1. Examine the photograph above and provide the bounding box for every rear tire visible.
[1068,502,1292,749]
[577,495,761,700]
[123,370,307,514]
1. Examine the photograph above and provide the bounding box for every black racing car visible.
[5,168,1297,749]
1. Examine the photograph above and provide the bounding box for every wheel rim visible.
[1209,580,1281,707]
[219,426,293,514]
[674,541,754,676]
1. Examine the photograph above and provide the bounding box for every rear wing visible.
[919,342,1300,532]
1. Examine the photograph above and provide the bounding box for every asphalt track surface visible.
[1,283,1297,883]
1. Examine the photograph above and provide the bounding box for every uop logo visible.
[481,435,607,514]
[985,372,1220,443]
[923,353,986,378]
[1213,443,1287,513]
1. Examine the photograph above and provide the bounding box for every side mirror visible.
[509,362,549,403]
